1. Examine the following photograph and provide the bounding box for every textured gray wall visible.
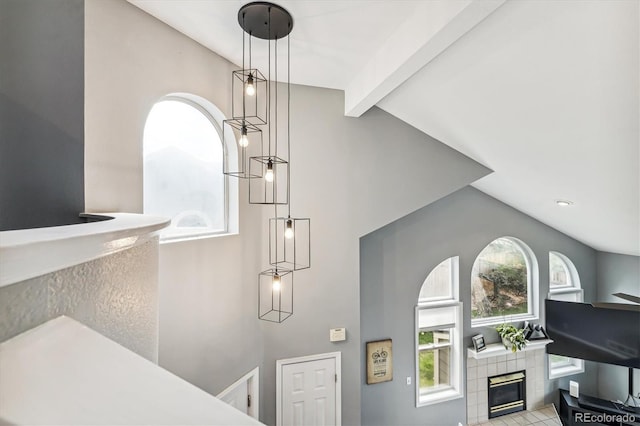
[360,186,598,425]
[595,252,640,401]
[0,0,84,230]
[0,239,159,361]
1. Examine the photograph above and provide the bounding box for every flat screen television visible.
[545,299,640,369]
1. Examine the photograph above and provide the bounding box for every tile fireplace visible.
[467,340,551,424]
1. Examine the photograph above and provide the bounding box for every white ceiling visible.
[129,0,639,256]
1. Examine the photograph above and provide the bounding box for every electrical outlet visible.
[406,377,412,385]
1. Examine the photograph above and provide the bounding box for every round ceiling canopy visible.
[238,2,293,40]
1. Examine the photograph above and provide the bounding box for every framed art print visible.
[366,339,393,384]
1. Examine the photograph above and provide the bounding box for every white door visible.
[219,382,249,414]
[217,367,259,420]
[277,353,340,426]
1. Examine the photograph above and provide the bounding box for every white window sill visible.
[160,231,239,245]
[417,388,462,407]
[471,313,538,328]
[549,361,584,379]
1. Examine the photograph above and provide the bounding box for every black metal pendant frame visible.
[269,216,310,271]
[238,2,293,40]
[258,267,293,323]
[232,68,267,126]
[222,119,264,179]
[248,155,289,205]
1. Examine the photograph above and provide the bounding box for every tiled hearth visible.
[467,344,548,425]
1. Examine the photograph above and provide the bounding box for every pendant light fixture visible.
[242,2,291,205]
[222,8,267,179]
[229,2,309,323]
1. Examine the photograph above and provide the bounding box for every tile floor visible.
[474,404,561,426]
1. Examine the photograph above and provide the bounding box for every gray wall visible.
[0,239,160,361]
[0,0,85,230]
[595,252,640,401]
[84,2,490,425]
[360,186,598,425]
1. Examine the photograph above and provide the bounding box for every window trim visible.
[547,251,584,379]
[471,237,539,328]
[415,301,463,407]
[415,256,462,407]
[143,93,239,243]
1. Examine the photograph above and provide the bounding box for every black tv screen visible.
[545,299,640,369]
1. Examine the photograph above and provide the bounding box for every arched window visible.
[548,251,584,378]
[143,95,238,241]
[415,257,462,407]
[471,237,539,326]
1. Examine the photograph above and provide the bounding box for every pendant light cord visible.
[287,33,291,218]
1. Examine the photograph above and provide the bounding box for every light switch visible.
[330,328,346,342]
[406,377,412,385]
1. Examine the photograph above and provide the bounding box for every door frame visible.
[216,366,260,420]
[276,352,341,426]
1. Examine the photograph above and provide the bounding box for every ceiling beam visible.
[343,0,506,117]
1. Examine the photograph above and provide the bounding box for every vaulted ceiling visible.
[129,0,639,255]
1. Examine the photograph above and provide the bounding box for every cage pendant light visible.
[224,11,267,179]
[240,2,292,205]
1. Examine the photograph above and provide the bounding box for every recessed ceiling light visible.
[555,200,573,207]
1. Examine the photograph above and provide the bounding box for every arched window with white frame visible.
[471,237,539,327]
[415,257,463,407]
[548,251,584,378]
[143,94,238,241]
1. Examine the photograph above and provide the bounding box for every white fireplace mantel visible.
[0,213,170,288]
[467,339,553,360]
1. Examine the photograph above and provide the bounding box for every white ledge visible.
[467,339,553,360]
[0,213,170,288]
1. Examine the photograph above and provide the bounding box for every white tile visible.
[496,355,507,362]
[526,350,536,360]
[528,367,537,381]
[507,352,517,361]
[507,360,517,372]
[478,357,488,366]
[467,378,478,393]
[478,412,489,423]
[478,390,488,405]
[517,358,526,371]
[487,363,497,377]
[467,391,478,407]
[468,404,478,422]
[478,404,489,417]
[468,366,478,380]
[516,350,526,359]
[477,365,488,379]
[477,379,488,393]
[468,357,478,368]
[497,362,507,374]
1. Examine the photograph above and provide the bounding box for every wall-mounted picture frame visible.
[472,334,486,352]
[366,339,393,384]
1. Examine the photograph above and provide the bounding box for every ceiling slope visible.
[378,0,639,255]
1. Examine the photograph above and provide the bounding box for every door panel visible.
[281,357,336,426]
[219,382,248,414]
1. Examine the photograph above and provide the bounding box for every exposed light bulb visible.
[246,74,255,96]
[284,219,294,239]
[239,125,249,147]
[265,160,274,182]
[272,273,281,291]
